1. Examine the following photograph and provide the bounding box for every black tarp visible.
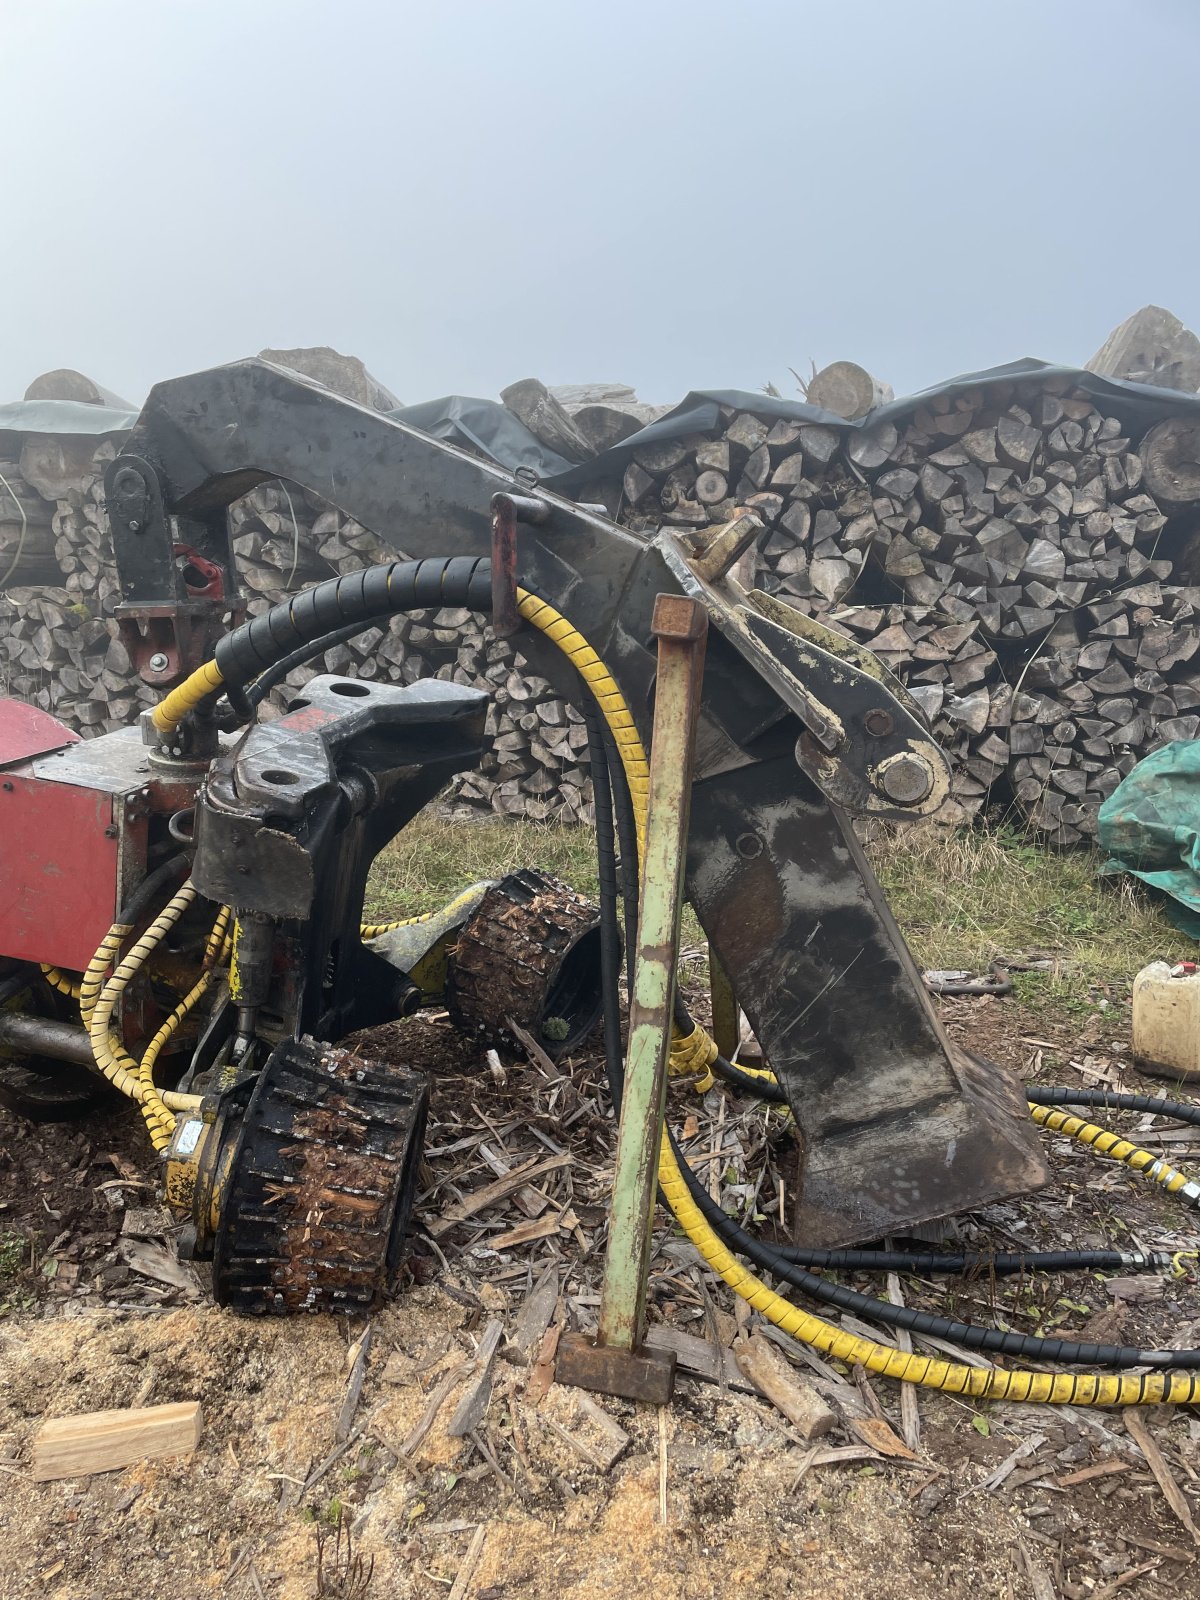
[547,358,1200,494]
[3,358,1199,486]
[387,395,578,479]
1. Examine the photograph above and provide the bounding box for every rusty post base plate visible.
[555,1331,677,1405]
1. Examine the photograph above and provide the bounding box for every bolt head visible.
[148,652,170,672]
[877,753,934,806]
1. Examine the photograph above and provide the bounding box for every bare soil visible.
[2,993,1200,1600]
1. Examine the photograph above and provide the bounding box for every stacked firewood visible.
[621,417,879,610]
[0,463,61,588]
[0,585,148,732]
[7,359,1200,845]
[228,482,594,821]
[613,379,1200,841]
[49,442,121,608]
[869,391,1169,640]
[1007,583,1200,844]
[0,439,158,731]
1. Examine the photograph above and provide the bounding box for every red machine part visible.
[0,773,127,972]
[0,702,151,973]
[0,700,79,766]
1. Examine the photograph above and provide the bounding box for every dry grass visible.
[866,823,1180,1018]
[366,813,1182,1017]
[368,815,600,918]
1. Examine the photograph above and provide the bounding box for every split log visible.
[807,361,893,421]
[31,1401,202,1480]
[1140,417,1200,507]
[500,378,596,463]
[23,368,132,407]
[1086,306,1200,393]
[570,404,645,453]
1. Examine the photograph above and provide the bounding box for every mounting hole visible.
[260,768,299,786]
[736,833,764,859]
[329,681,370,697]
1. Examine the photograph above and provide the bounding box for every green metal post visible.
[556,594,707,1405]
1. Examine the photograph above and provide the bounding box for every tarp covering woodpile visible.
[5,322,1200,837]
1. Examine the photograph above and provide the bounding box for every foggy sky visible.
[5,0,1198,411]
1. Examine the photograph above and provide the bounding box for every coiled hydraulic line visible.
[78,854,219,1146]
[87,883,203,1148]
[40,964,82,1000]
[154,557,1200,1402]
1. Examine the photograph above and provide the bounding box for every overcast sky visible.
[5,1,1198,411]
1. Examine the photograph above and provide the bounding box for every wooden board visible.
[32,1401,202,1481]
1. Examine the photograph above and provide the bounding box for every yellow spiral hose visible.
[147,582,1200,1401]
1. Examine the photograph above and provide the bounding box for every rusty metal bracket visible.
[709,951,739,1063]
[490,492,550,638]
[555,593,707,1407]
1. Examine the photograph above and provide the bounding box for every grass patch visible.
[868,823,1179,1017]
[0,1232,26,1281]
[367,817,600,920]
[366,814,1184,1019]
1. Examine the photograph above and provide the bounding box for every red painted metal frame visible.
[0,699,79,768]
[0,774,123,972]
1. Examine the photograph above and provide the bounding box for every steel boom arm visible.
[114,359,1047,1245]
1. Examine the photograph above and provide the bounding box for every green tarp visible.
[1099,743,1200,938]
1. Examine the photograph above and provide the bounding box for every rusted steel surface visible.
[444,869,602,1057]
[490,492,549,638]
[211,1037,428,1314]
[708,951,739,1063]
[555,1330,677,1406]
[596,594,707,1356]
[686,755,1048,1246]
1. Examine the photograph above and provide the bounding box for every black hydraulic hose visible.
[667,1127,1200,1369]
[196,554,1199,1354]
[581,686,626,1108]
[711,1052,789,1102]
[601,717,641,972]
[117,853,190,927]
[1028,1086,1200,1128]
[213,557,492,701]
[764,1243,1174,1275]
[239,616,395,717]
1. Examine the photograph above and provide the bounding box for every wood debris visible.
[1124,1410,1200,1543]
[733,1332,836,1439]
[32,1401,202,1481]
[446,1523,488,1600]
[447,1319,505,1438]
[336,1326,372,1444]
[429,1154,570,1237]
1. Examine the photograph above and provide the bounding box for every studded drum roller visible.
[211,1036,428,1314]
[445,869,603,1058]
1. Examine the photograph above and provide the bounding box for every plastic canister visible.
[1132,960,1200,1083]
